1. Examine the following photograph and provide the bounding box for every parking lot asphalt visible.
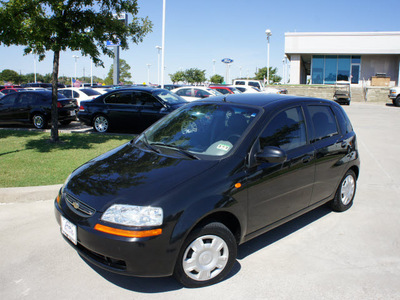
[1,102,400,299]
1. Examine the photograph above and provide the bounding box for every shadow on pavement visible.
[78,205,330,292]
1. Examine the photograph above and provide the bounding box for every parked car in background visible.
[157,84,183,91]
[59,87,101,105]
[388,86,400,107]
[55,93,360,288]
[233,79,286,94]
[0,90,78,129]
[0,88,25,95]
[77,87,187,133]
[209,85,242,95]
[333,81,351,105]
[171,86,222,101]
[232,85,262,93]
[90,87,113,94]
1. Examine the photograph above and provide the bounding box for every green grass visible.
[0,130,133,188]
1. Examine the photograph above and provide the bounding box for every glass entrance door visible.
[351,65,360,84]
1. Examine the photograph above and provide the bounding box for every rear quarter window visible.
[308,105,339,141]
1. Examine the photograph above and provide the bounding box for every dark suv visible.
[0,90,78,128]
[55,94,360,287]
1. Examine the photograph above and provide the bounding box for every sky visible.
[1,0,399,84]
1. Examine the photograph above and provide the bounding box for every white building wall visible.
[289,55,301,84]
[285,32,400,55]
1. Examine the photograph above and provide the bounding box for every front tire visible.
[174,222,237,288]
[93,115,109,132]
[330,169,357,212]
[32,114,47,129]
[394,96,400,107]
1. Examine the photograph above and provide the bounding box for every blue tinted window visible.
[312,56,324,84]
[352,56,361,64]
[324,56,337,84]
[337,56,350,81]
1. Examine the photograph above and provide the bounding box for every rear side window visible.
[248,82,261,89]
[235,81,245,85]
[308,105,339,141]
[332,105,353,134]
[260,106,307,151]
[175,89,192,97]
[105,92,133,104]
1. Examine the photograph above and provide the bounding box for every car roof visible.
[106,86,161,93]
[204,93,334,108]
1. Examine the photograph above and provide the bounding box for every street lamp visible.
[146,64,151,84]
[282,58,285,84]
[156,46,162,85]
[265,29,272,85]
[72,55,79,82]
[160,0,166,88]
[212,59,216,75]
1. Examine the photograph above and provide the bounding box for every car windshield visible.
[153,89,187,104]
[140,103,260,157]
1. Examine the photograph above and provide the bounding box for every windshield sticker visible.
[217,144,230,151]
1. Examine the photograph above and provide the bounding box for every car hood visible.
[64,142,218,211]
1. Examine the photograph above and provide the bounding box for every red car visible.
[0,88,25,95]
[209,85,241,95]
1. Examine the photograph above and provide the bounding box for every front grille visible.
[65,193,96,217]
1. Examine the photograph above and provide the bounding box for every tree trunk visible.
[51,50,60,143]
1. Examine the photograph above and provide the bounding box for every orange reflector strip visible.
[235,183,242,188]
[94,224,162,238]
[56,194,61,205]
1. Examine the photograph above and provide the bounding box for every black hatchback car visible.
[0,90,78,129]
[55,94,360,287]
[77,87,187,132]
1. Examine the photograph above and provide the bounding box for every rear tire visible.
[330,169,357,212]
[174,222,237,288]
[93,115,109,132]
[32,114,47,129]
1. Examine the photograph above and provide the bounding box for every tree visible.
[104,59,132,85]
[210,74,224,84]
[0,69,20,83]
[169,71,185,84]
[184,68,206,85]
[254,67,282,84]
[0,0,152,142]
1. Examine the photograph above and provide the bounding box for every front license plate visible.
[61,216,77,245]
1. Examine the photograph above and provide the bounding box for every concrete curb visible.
[0,184,62,203]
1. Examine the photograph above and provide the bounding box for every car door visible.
[305,103,350,205]
[136,91,166,130]
[104,91,141,130]
[14,92,35,122]
[0,93,19,124]
[246,105,315,233]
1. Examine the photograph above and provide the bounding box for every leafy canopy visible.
[0,0,152,66]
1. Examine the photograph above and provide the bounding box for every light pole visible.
[33,53,37,83]
[160,0,166,88]
[156,46,162,85]
[212,59,216,75]
[72,55,79,82]
[282,58,285,84]
[146,64,151,84]
[265,29,272,85]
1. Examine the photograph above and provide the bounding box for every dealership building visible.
[285,32,400,86]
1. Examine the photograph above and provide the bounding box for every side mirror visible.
[255,146,287,163]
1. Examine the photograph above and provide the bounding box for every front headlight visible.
[101,204,163,227]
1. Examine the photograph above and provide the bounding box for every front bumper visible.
[54,198,178,277]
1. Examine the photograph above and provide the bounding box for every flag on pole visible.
[72,79,81,87]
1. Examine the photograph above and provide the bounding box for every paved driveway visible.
[1,103,399,299]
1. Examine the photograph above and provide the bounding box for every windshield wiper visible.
[150,143,199,160]
[142,134,161,154]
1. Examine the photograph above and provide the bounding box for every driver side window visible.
[260,106,307,152]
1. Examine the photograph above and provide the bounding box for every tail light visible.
[79,105,85,111]
[57,102,62,108]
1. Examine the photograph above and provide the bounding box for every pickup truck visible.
[388,87,400,107]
